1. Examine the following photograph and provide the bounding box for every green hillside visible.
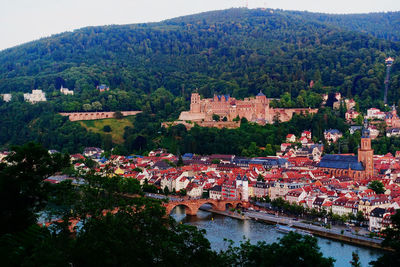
[79,117,134,144]
[0,8,399,108]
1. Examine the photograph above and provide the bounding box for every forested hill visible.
[286,10,400,42]
[0,8,400,107]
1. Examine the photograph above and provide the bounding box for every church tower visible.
[358,120,374,178]
[190,92,201,113]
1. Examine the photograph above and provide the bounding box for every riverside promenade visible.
[244,211,386,250]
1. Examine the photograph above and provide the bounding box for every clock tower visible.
[358,120,374,178]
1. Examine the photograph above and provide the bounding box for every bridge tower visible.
[242,175,249,201]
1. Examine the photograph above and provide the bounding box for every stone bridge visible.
[164,199,247,216]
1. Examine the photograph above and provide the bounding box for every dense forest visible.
[1,8,400,154]
[286,10,400,42]
[0,8,399,107]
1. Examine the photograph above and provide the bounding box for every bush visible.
[103,125,112,132]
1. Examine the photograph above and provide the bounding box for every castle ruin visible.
[178,92,318,125]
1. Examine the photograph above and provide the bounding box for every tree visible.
[91,101,102,111]
[350,252,361,267]
[356,211,365,225]
[233,115,240,122]
[114,111,123,119]
[103,125,112,132]
[82,103,92,111]
[0,142,70,235]
[177,155,184,167]
[211,159,220,164]
[212,114,220,121]
[163,186,170,195]
[179,189,187,196]
[220,232,335,266]
[368,180,385,194]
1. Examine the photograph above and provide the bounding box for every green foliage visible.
[368,180,386,194]
[211,159,221,164]
[0,142,70,235]
[219,232,335,266]
[212,114,220,121]
[179,189,187,196]
[0,101,102,153]
[350,252,361,267]
[0,9,398,108]
[103,125,112,132]
[114,111,123,119]
[131,108,345,157]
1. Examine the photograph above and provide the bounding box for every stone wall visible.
[162,120,240,130]
[60,111,142,121]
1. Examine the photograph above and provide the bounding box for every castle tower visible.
[255,90,268,121]
[358,120,374,178]
[190,93,201,113]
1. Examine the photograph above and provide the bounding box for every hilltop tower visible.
[255,90,268,122]
[358,119,374,178]
[190,92,201,113]
[384,57,394,105]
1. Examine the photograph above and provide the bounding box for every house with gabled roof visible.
[286,134,296,143]
[332,197,351,216]
[324,129,342,144]
[186,183,202,198]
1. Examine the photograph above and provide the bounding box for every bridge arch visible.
[166,203,197,216]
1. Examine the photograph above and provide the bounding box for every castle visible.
[178,92,318,125]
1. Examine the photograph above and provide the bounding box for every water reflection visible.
[171,206,383,267]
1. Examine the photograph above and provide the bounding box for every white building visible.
[1,94,12,102]
[23,90,47,103]
[209,185,222,200]
[186,183,203,198]
[60,86,74,95]
[366,108,385,120]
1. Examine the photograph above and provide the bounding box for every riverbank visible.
[199,206,249,220]
[199,206,388,251]
[245,211,388,251]
[173,208,383,266]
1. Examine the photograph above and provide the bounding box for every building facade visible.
[179,92,318,125]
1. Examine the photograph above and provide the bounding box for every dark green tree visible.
[0,142,70,235]
[350,252,361,267]
[212,114,220,121]
[368,180,385,194]
[103,125,112,132]
[220,232,335,266]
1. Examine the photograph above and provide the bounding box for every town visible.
[11,118,397,237]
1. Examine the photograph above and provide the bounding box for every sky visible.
[1,0,400,51]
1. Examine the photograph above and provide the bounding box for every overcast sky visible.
[1,0,399,51]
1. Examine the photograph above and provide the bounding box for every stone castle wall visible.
[162,120,240,130]
[60,111,142,121]
[181,93,318,125]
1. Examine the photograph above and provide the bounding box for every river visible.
[171,207,384,267]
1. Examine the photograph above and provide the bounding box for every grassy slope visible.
[79,116,134,144]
